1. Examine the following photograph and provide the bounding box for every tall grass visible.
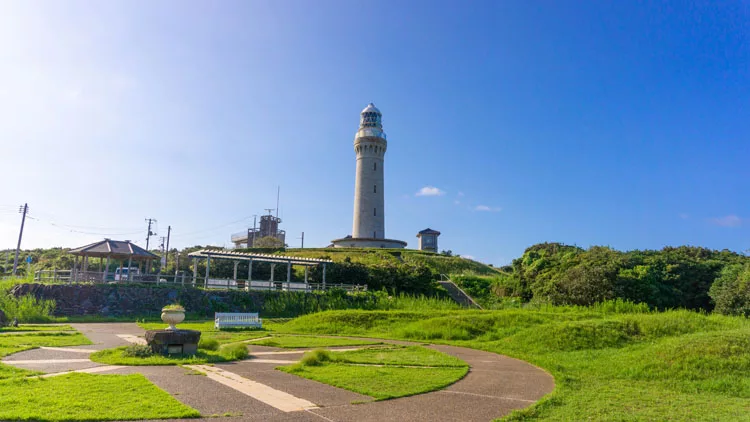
[261,290,458,317]
[0,277,56,323]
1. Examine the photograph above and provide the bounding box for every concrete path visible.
[2,323,554,422]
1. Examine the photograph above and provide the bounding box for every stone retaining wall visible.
[9,283,267,317]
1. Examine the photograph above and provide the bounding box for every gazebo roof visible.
[417,228,441,236]
[69,239,158,260]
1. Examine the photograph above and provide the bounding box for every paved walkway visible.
[2,323,555,422]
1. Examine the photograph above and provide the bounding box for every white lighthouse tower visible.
[332,104,406,249]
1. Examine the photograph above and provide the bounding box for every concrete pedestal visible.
[145,329,201,355]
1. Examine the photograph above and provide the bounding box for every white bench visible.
[215,312,263,329]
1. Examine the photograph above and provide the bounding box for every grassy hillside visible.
[275,306,750,421]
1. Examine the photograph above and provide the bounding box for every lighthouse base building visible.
[331,104,406,249]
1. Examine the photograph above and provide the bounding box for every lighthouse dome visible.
[359,103,383,132]
[361,103,381,115]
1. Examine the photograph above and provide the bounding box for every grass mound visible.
[278,310,452,336]
[392,311,579,341]
[508,319,639,352]
[615,330,750,397]
[252,335,380,348]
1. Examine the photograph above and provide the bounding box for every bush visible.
[710,264,750,317]
[219,343,248,360]
[123,344,153,358]
[198,338,219,351]
[300,349,333,366]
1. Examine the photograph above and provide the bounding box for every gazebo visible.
[69,239,159,282]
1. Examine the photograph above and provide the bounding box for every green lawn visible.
[274,308,750,421]
[90,341,252,366]
[137,321,270,344]
[0,332,93,379]
[278,346,468,400]
[252,335,380,348]
[281,364,468,400]
[331,345,467,367]
[0,373,199,421]
[0,324,74,332]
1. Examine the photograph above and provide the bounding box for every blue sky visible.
[0,1,748,264]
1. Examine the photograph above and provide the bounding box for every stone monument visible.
[145,305,201,355]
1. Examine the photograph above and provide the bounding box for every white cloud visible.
[415,186,445,197]
[474,205,502,212]
[678,213,689,220]
[710,215,742,227]
[454,200,461,205]
[457,192,464,197]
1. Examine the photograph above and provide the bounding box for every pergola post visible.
[248,259,253,284]
[304,266,309,284]
[322,263,327,290]
[233,261,238,281]
[73,256,79,282]
[127,257,132,281]
[270,263,275,288]
[192,258,198,285]
[103,255,110,282]
[286,260,292,290]
[206,256,211,287]
[83,255,89,274]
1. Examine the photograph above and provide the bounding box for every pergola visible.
[69,239,159,282]
[187,249,333,290]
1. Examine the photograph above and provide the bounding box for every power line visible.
[170,215,256,239]
[25,210,142,232]
[26,216,143,236]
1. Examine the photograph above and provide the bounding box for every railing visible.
[439,274,483,309]
[32,270,366,292]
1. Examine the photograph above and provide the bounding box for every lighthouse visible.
[331,104,407,249]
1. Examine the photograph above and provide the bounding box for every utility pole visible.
[12,203,28,276]
[165,225,171,270]
[159,236,166,273]
[145,218,156,250]
[298,232,304,248]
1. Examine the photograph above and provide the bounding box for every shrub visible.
[300,349,333,366]
[709,264,750,317]
[162,304,185,311]
[123,344,153,358]
[219,343,248,360]
[198,338,219,351]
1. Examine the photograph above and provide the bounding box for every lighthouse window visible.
[374,185,377,193]
[374,208,377,216]
[373,162,377,171]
